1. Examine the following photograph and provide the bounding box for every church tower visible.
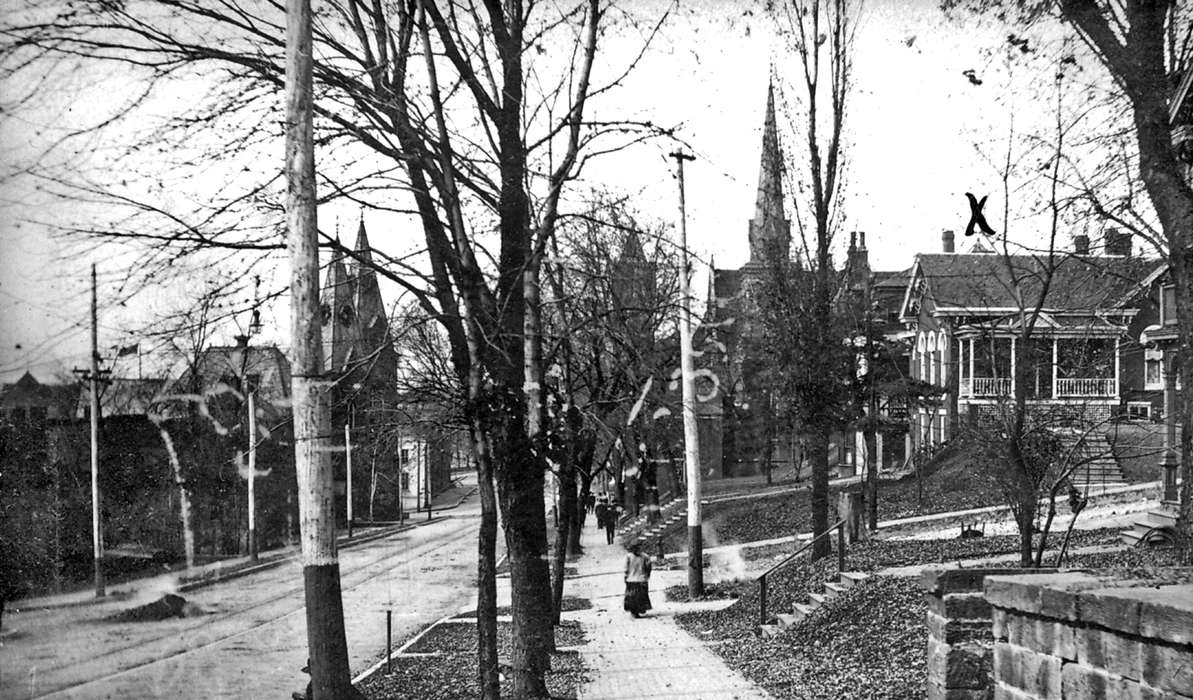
[320,238,357,376]
[747,83,790,265]
[348,217,398,396]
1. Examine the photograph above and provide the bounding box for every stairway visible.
[1119,507,1178,546]
[1063,432,1126,491]
[763,571,870,634]
[615,498,686,546]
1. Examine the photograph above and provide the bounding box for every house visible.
[899,230,1163,458]
[1,372,78,423]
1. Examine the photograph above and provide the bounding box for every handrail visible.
[757,518,848,626]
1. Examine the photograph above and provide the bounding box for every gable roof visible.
[909,253,1161,315]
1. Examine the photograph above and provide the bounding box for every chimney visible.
[942,229,955,253]
[1103,228,1132,256]
[1073,234,1089,255]
[848,231,871,288]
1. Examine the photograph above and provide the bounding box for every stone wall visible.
[985,571,1193,699]
[923,568,1059,700]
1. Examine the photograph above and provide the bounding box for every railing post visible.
[759,575,768,626]
[837,523,845,575]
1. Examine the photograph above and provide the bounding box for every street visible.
[1,490,486,700]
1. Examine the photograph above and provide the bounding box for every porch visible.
[957,334,1120,400]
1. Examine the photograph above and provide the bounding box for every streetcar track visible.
[29,517,479,699]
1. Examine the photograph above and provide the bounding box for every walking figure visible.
[604,501,619,544]
[623,540,653,618]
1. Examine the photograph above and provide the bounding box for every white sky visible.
[0,0,1125,383]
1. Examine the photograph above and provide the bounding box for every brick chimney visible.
[1073,234,1089,255]
[942,229,955,253]
[1103,228,1132,256]
[848,231,871,288]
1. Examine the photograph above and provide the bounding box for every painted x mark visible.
[965,192,997,237]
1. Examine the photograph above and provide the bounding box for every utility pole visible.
[76,264,106,598]
[671,149,703,597]
[284,0,359,696]
[345,421,353,538]
[247,389,258,562]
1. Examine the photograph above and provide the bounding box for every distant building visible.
[1,372,78,423]
[319,218,450,521]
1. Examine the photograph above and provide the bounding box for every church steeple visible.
[349,216,397,392]
[748,81,790,264]
[320,235,356,375]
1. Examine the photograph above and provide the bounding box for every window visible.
[1126,401,1152,420]
[1145,349,1164,390]
[1161,285,1177,326]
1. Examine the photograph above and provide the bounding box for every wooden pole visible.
[671,150,703,597]
[89,263,105,598]
[248,390,258,562]
[284,1,359,696]
[345,422,353,538]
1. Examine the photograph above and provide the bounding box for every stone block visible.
[986,578,1043,616]
[1141,642,1193,695]
[930,592,994,620]
[1076,627,1143,682]
[944,640,994,690]
[993,609,1008,641]
[1004,614,1076,661]
[1123,585,1193,646]
[929,611,995,644]
[992,681,1038,700]
[1077,587,1143,637]
[1039,586,1081,622]
[923,568,1053,596]
[993,643,1061,698]
[1061,661,1145,700]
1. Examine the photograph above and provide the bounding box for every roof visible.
[1,371,79,412]
[912,253,1161,313]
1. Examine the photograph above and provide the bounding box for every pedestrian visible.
[595,500,608,531]
[623,539,652,618]
[604,502,618,544]
[585,492,596,514]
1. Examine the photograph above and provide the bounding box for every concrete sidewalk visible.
[567,523,770,699]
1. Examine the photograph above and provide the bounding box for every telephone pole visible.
[72,265,107,598]
[285,0,360,696]
[670,150,703,597]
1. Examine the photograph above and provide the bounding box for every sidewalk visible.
[567,522,771,699]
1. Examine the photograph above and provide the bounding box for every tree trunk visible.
[471,421,500,700]
[284,2,359,695]
[808,431,831,560]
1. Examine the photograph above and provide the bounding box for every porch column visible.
[968,338,975,397]
[1010,336,1017,396]
[1161,351,1179,504]
[1114,338,1121,398]
[876,432,885,471]
[1051,338,1058,399]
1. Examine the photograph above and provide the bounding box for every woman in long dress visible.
[623,540,652,617]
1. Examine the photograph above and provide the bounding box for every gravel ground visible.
[360,619,588,699]
[405,619,586,655]
[453,596,593,619]
[677,576,927,700]
[358,649,586,700]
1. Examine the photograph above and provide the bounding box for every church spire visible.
[748,81,790,264]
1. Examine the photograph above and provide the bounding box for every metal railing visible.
[757,518,847,626]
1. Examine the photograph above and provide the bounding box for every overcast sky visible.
[0,0,1124,383]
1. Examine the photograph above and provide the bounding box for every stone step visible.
[1119,528,1143,546]
[823,582,847,600]
[775,613,798,628]
[792,602,815,621]
[808,593,827,609]
[1149,509,1178,527]
[759,623,782,638]
[839,571,870,589]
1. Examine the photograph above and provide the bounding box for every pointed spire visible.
[748,80,791,264]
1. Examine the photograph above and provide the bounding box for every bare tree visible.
[765,0,861,559]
